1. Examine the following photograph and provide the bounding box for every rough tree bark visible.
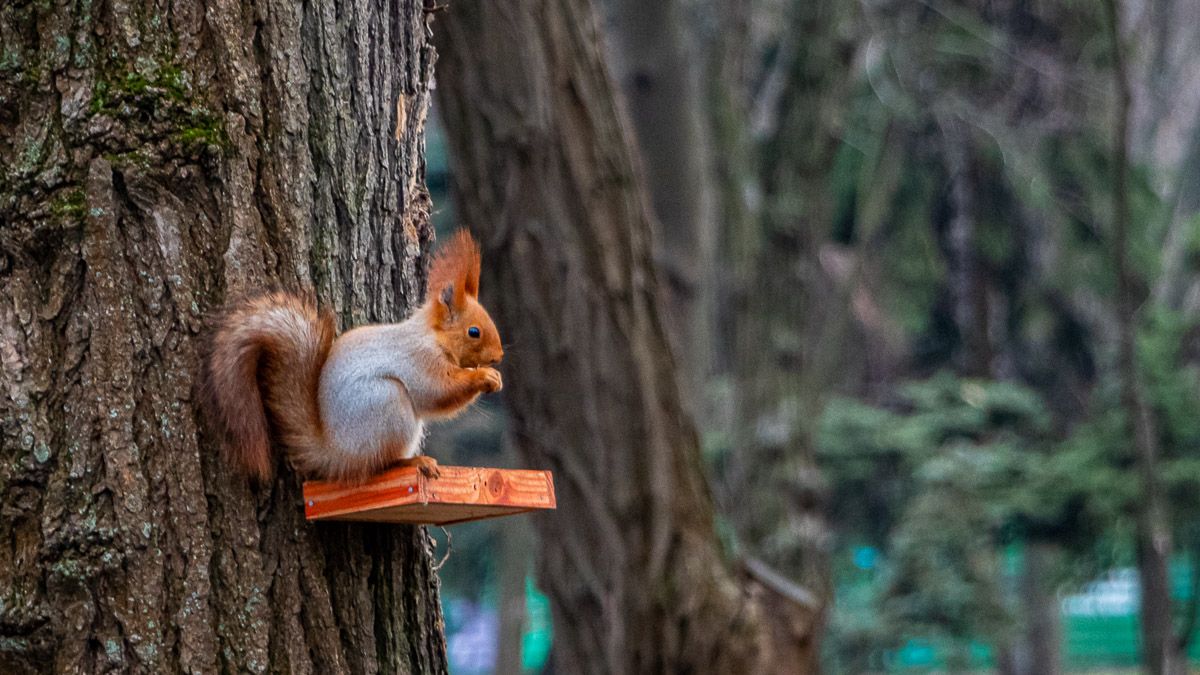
[433,0,818,672]
[0,1,448,673]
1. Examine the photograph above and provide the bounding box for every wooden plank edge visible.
[303,466,556,522]
[435,507,538,527]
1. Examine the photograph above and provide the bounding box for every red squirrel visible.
[200,230,503,483]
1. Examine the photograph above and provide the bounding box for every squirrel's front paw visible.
[413,455,440,479]
[480,367,503,393]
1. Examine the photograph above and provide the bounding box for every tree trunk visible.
[432,1,818,672]
[1153,122,1200,311]
[719,0,859,624]
[938,117,992,378]
[494,519,529,675]
[0,1,448,673]
[604,0,717,390]
[1103,1,1182,673]
[1016,541,1062,675]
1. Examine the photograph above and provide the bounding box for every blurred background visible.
[426,0,1200,672]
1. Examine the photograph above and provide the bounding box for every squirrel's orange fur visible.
[200,230,503,483]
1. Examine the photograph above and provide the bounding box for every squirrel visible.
[200,230,503,483]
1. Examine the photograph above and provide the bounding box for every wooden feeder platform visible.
[303,465,556,525]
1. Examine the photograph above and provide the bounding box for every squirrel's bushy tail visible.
[200,292,335,481]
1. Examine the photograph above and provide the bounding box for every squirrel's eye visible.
[468,326,481,339]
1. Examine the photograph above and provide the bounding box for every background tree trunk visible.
[604,0,717,392]
[0,1,448,673]
[433,0,818,672]
[1103,0,1181,672]
[1021,542,1062,674]
[494,519,530,675]
[715,0,860,627]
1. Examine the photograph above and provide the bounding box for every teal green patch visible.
[522,577,552,671]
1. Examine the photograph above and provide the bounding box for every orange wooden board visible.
[303,465,556,525]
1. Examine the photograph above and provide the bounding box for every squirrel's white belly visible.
[319,324,429,460]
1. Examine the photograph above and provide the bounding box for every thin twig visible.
[432,526,453,572]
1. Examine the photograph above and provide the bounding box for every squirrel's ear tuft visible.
[430,229,481,304]
[463,239,480,298]
[440,282,462,312]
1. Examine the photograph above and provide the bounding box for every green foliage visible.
[1028,308,1200,531]
[819,302,1200,662]
[820,375,1048,519]
[820,374,1052,653]
[1139,310,1200,521]
[883,479,1011,656]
